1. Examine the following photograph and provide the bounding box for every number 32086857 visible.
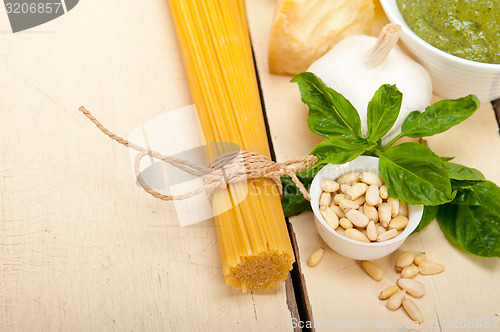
[443,317,498,329]
[5,2,62,14]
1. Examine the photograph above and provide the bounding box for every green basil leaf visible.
[441,156,455,162]
[399,95,480,138]
[412,205,439,234]
[452,187,482,206]
[378,142,452,205]
[292,72,362,139]
[312,137,376,166]
[280,166,323,217]
[445,162,485,181]
[367,84,402,141]
[436,181,500,258]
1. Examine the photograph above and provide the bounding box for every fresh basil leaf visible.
[292,72,362,139]
[441,156,455,162]
[367,84,402,141]
[312,137,376,166]
[280,166,323,217]
[413,205,439,234]
[399,95,480,138]
[452,187,482,206]
[436,181,500,258]
[445,162,485,181]
[378,142,452,205]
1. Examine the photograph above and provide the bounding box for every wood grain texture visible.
[0,1,293,331]
[250,1,500,331]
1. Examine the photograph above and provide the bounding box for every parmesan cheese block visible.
[268,0,375,76]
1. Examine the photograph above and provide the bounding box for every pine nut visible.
[366,220,378,241]
[339,217,353,229]
[307,247,324,267]
[419,261,445,275]
[354,195,366,205]
[347,182,368,200]
[333,193,345,205]
[379,285,399,300]
[402,298,424,322]
[340,184,352,194]
[401,265,419,278]
[361,261,383,281]
[363,203,379,222]
[386,289,406,310]
[320,192,332,207]
[331,205,345,218]
[387,197,400,217]
[413,252,426,266]
[389,215,409,230]
[376,224,387,236]
[365,184,380,206]
[395,251,415,272]
[344,228,370,242]
[357,205,364,214]
[378,203,392,227]
[346,209,369,228]
[339,198,360,211]
[337,171,359,185]
[377,228,398,242]
[359,171,383,186]
[398,278,425,298]
[321,179,339,192]
[320,206,339,230]
[399,200,408,216]
[379,184,388,199]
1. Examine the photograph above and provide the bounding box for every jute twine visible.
[78,106,317,202]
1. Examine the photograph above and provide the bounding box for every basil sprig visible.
[281,72,500,258]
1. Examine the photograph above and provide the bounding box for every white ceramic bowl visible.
[310,156,423,260]
[380,0,500,102]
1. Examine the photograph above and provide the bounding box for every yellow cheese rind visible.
[269,0,375,76]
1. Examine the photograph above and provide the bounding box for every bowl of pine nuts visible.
[310,156,423,260]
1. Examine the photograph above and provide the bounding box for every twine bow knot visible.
[79,106,317,202]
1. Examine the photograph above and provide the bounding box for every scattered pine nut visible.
[361,261,383,281]
[307,247,324,267]
[363,203,379,222]
[339,198,360,211]
[331,205,345,218]
[333,193,345,205]
[402,298,424,322]
[386,289,406,310]
[419,261,445,275]
[401,265,419,278]
[398,278,425,298]
[365,184,380,206]
[396,251,415,272]
[413,252,426,266]
[347,182,368,200]
[379,285,399,300]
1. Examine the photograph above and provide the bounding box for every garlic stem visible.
[366,24,402,68]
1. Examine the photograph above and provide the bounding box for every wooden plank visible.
[249,1,500,331]
[0,1,294,331]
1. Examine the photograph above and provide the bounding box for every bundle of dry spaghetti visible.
[168,0,295,292]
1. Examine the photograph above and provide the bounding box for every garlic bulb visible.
[307,24,432,144]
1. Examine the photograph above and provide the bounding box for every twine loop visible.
[79,106,317,202]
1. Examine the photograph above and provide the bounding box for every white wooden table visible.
[1,1,499,331]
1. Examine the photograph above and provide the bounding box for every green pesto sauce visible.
[397,0,500,64]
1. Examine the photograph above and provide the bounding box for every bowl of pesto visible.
[380,0,500,102]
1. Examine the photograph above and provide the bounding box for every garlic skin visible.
[307,33,432,144]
